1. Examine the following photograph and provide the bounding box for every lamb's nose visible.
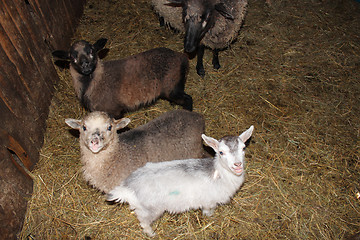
[234,162,242,167]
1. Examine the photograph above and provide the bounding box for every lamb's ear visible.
[93,38,108,52]
[65,119,82,130]
[239,125,254,143]
[52,50,71,60]
[166,0,184,6]
[114,118,131,130]
[215,3,234,20]
[202,134,219,152]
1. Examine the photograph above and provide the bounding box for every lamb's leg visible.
[212,49,221,70]
[196,44,206,77]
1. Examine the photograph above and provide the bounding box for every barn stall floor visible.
[20,0,360,239]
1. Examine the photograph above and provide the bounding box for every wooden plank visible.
[0,93,39,169]
[0,144,33,240]
[0,0,53,111]
[0,1,85,238]
[4,0,55,93]
[0,3,36,101]
[0,45,34,119]
[1,129,33,171]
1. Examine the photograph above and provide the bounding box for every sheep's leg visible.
[167,75,193,111]
[212,49,221,70]
[196,44,206,77]
[159,16,165,27]
[168,90,193,111]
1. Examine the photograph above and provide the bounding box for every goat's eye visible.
[82,126,86,131]
[219,151,224,155]
[107,125,112,131]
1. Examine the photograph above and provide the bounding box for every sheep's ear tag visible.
[215,3,234,20]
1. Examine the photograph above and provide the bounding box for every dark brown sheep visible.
[53,38,193,118]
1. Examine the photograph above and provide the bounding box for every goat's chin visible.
[231,167,243,176]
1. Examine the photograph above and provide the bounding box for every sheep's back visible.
[119,109,205,163]
[151,0,184,31]
[108,48,188,110]
[202,0,248,49]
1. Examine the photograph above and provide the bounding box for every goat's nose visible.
[234,162,242,167]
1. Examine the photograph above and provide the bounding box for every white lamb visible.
[107,125,254,236]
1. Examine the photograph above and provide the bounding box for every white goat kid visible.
[107,125,254,236]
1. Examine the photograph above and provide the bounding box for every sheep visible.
[151,0,248,77]
[52,38,193,118]
[64,109,206,193]
[107,125,254,236]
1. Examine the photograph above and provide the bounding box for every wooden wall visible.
[0,0,85,239]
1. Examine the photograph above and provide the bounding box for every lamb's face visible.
[70,40,98,76]
[217,136,246,176]
[80,112,116,153]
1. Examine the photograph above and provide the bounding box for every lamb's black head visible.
[52,38,108,76]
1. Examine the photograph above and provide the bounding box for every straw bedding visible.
[20,0,360,239]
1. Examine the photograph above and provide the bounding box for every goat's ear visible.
[65,119,82,130]
[52,50,71,60]
[114,118,131,130]
[202,134,219,152]
[215,3,234,20]
[239,125,254,143]
[93,38,108,52]
[167,0,183,6]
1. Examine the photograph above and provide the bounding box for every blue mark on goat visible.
[169,190,180,196]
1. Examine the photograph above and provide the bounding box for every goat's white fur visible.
[107,125,254,236]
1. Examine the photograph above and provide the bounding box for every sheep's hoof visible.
[196,67,205,78]
[213,62,221,70]
[159,16,165,27]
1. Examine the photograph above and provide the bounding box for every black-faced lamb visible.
[65,110,206,193]
[53,38,193,118]
[151,0,248,77]
[107,125,254,236]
